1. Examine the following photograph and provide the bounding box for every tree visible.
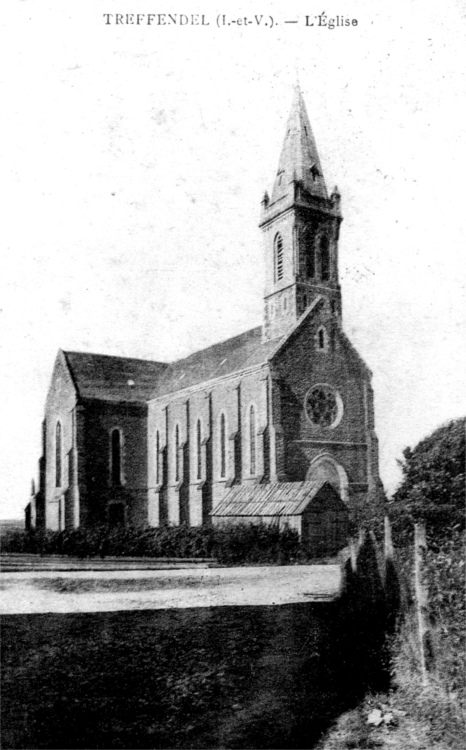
[389,418,465,539]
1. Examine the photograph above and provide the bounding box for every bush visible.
[1,523,304,565]
[388,417,465,544]
[1,530,40,554]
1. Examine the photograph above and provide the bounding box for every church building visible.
[27,86,384,553]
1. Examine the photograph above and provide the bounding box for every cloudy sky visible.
[2,0,465,518]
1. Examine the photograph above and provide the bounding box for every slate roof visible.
[150,326,280,399]
[63,351,168,402]
[62,325,282,404]
[211,479,332,517]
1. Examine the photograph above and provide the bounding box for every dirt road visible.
[0,563,342,614]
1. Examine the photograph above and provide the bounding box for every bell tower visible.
[260,85,343,341]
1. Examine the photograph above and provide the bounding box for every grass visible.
[2,607,274,749]
[1,587,390,749]
[390,531,466,749]
[315,694,452,750]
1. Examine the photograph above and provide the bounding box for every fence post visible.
[414,521,429,686]
[350,537,358,573]
[383,515,402,626]
[384,516,394,565]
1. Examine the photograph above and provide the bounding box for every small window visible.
[316,326,329,353]
[55,422,62,488]
[219,413,226,479]
[111,429,122,486]
[274,233,284,282]
[175,424,180,482]
[196,420,202,480]
[320,237,330,281]
[155,430,160,484]
[249,406,256,476]
[331,300,337,313]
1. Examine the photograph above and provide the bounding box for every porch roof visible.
[211,479,331,518]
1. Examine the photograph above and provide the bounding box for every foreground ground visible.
[1,551,390,749]
[1,594,389,750]
[4,556,459,749]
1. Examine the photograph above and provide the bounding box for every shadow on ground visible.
[1,549,396,749]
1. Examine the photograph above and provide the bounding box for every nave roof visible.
[62,325,279,403]
[62,351,168,403]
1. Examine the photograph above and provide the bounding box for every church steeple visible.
[271,84,328,204]
[260,86,343,342]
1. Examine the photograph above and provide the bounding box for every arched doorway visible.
[306,454,349,503]
[305,456,350,555]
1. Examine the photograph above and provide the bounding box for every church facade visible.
[27,87,384,547]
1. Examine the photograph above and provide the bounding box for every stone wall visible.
[148,367,270,527]
[274,305,375,502]
[79,398,148,528]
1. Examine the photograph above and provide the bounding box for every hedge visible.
[1,523,310,565]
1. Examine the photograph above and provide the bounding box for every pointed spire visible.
[271,84,328,203]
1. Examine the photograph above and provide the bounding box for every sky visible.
[1,0,465,519]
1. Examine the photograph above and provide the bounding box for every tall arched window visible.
[249,406,256,475]
[274,233,284,282]
[304,229,315,278]
[111,429,122,486]
[175,424,180,482]
[219,413,226,478]
[320,236,330,281]
[155,430,160,485]
[55,421,62,488]
[196,420,202,480]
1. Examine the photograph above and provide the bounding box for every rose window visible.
[305,385,343,428]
